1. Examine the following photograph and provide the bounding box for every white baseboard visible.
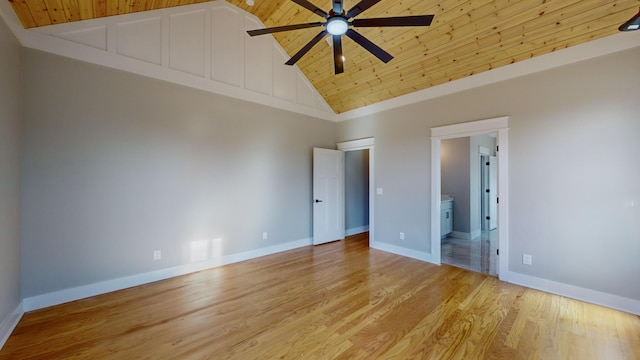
[449,230,482,240]
[371,242,640,316]
[450,231,471,240]
[0,300,24,351]
[23,238,312,312]
[345,225,369,237]
[370,240,439,264]
[501,271,640,316]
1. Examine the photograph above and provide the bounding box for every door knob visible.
[315,199,323,203]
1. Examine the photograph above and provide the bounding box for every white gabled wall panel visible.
[54,26,107,50]
[273,46,296,102]
[316,97,334,113]
[244,17,271,96]
[20,1,336,120]
[296,74,315,108]
[169,11,205,77]
[117,18,162,65]
[211,6,240,87]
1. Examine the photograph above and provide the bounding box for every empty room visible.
[1,0,639,358]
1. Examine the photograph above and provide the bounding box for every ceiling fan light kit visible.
[247,0,434,74]
[326,17,348,35]
[618,8,640,31]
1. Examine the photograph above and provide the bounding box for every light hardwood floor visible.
[2,233,639,359]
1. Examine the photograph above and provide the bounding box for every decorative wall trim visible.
[346,226,369,237]
[14,1,336,121]
[502,271,640,316]
[2,3,638,122]
[337,137,375,150]
[431,116,509,138]
[0,300,23,351]
[22,237,312,312]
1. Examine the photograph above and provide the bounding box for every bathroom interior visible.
[440,133,498,276]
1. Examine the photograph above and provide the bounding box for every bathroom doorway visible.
[430,117,509,278]
[439,134,498,276]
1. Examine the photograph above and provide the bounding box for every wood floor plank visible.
[1,232,639,359]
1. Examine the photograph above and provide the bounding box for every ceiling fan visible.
[247,0,434,74]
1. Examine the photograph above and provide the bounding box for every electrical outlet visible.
[153,250,161,260]
[522,253,532,265]
[399,232,405,240]
[262,232,268,240]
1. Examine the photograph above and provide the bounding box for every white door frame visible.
[337,138,375,246]
[430,117,509,278]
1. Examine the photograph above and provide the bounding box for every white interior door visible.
[488,155,498,230]
[481,155,490,231]
[313,148,345,245]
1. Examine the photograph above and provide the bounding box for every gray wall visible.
[345,149,369,232]
[0,16,22,324]
[21,49,336,297]
[338,47,640,301]
[441,138,470,233]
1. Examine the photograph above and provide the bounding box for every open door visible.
[481,155,498,231]
[313,148,345,245]
[488,155,497,230]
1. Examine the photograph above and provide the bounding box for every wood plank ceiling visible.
[9,0,640,114]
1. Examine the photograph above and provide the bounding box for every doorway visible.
[430,117,509,279]
[338,138,375,246]
[345,149,370,237]
[439,135,498,276]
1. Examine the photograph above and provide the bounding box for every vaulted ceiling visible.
[9,0,640,113]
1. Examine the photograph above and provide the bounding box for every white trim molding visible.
[13,1,336,121]
[502,271,640,316]
[0,301,24,351]
[2,3,637,122]
[337,137,375,151]
[338,137,375,246]
[23,237,312,312]
[431,116,510,274]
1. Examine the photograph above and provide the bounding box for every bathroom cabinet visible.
[441,197,453,238]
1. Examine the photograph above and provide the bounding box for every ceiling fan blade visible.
[345,29,393,63]
[352,15,435,27]
[332,0,343,14]
[247,22,324,36]
[333,35,344,74]
[285,30,329,66]
[345,0,382,19]
[291,0,328,18]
